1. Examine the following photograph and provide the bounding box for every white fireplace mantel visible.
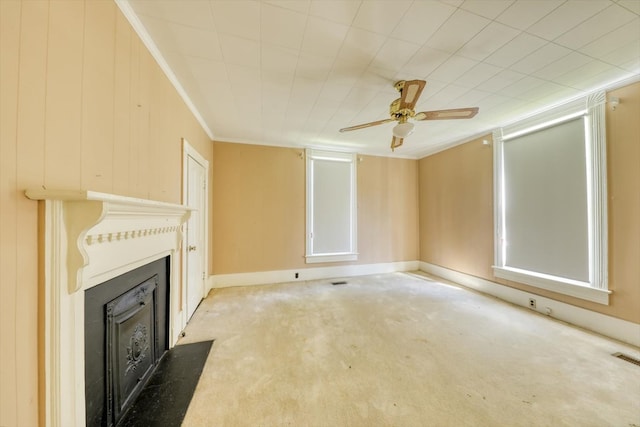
[25,189,192,427]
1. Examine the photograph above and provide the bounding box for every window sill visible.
[305,253,358,264]
[493,266,610,305]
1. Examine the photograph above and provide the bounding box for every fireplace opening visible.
[85,257,170,427]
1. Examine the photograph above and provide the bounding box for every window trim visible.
[305,149,358,264]
[492,92,610,305]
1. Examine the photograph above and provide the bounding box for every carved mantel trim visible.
[25,190,191,427]
[26,190,191,292]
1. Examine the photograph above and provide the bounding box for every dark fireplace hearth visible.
[85,257,170,427]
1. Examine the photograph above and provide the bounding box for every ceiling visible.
[120,0,640,158]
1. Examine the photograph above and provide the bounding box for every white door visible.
[184,145,208,321]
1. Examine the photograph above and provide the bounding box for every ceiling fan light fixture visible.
[392,121,415,138]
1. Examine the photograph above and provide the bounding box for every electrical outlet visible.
[529,298,536,309]
[295,272,299,279]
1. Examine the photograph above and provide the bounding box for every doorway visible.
[182,139,209,323]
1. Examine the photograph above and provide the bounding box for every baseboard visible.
[209,261,420,289]
[419,262,640,348]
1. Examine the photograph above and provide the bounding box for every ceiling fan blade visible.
[399,80,426,110]
[414,107,479,121]
[339,118,395,132]
[390,136,404,151]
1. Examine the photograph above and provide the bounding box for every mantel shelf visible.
[25,189,192,212]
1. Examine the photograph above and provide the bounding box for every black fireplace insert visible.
[85,257,170,427]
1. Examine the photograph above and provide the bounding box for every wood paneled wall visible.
[418,82,640,323]
[0,1,213,425]
[211,142,419,274]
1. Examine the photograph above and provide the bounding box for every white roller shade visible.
[502,117,589,282]
[305,149,357,263]
[312,159,352,254]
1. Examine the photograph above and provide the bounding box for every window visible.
[305,149,357,263]
[493,92,609,304]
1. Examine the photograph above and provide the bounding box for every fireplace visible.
[25,190,191,427]
[85,257,169,426]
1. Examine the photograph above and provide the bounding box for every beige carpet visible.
[179,272,640,426]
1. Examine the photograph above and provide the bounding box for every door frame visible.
[181,138,209,327]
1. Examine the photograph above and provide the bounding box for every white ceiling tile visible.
[360,67,398,90]
[348,94,392,124]
[601,39,640,69]
[510,42,572,74]
[425,9,490,53]
[457,22,520,61]
[219,34,260,68]
[127,0,166,20]
[340,85,381,112]
[517,83,582,105]
[185,56,227,86]
[134,0,215,29]
[352,1,413,36]
[617,0,640,14]
[419,79,449,101]
[403,46,452,78]
[226,64,261,108]
[169,24,222,60]
[288,76,325,105]
[295,54,333,80]
[264,0,311,14]
[303,110,334,136]
[421,84,471,109]
[475,93,515,111]
[391,1,457,45]
[498,76,546,98]
[371,38,422,72]
[261,3,307,50]
[451,88,491,106]
[477,69,526,92]
[337,27,388,64]
[300,16,350,59]
[455,62,503,88]
[485,99,546,123]
[315,84,353,109]
[526,0,611,41]
[261,44,298,75]
[328,60,369,87]
[619,57,640,73]
[429,55,479,83]
[553,60,616,88]
[580,18,640,59]
[262,76,293,113]
[484,32,547,68]
[533,51,593,80]
[459,0,514,19]
[184,57,231,110]
[211,1,260,40]
[309,0,362,25]
[495,0,561,31]
[573,67,635,91]
[555,4,638,50]
[226,66,261,94]
[439,0,464,7]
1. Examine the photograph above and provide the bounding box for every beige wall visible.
[419,82,640,324]
[212,142,419,274]
[0,1,213,425]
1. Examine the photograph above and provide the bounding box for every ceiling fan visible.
[339,79,479,151]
